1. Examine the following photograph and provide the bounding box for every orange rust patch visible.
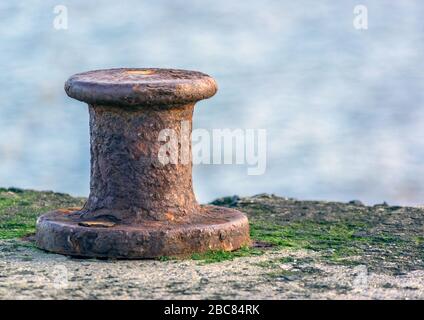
[78,221,116,228]
[57,207,82,214]
[68,207,83,211]
[165,212,175,221]
[221,242,234,251]
[125,70,155,76]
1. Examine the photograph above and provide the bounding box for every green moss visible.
[248,218,404,266]
[157,255,177,262]
[181,216,401,264]
[279,256,296,264]
[191,246,263,264]
[251,220,360,250]
[413,236,424,245]
[0,188,85,240]
[188,215,382,264]
[251,219,414,265]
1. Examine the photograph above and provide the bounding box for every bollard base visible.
[35,206,250,259]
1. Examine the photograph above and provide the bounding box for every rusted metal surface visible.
[36,68,250,258]
[64,68,218,107]
[83,103,198,223]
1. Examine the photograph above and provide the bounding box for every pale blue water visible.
[1,1,424,205]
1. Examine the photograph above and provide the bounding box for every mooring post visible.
[35,68,250,258]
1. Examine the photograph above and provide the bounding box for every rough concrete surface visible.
[0,189,423,299]
[1,242,423,300]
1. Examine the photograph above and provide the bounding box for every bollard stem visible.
[82,103,198,223]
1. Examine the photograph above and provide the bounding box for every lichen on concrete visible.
[1,189,423,299]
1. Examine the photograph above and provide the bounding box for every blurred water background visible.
[1,0,424,206]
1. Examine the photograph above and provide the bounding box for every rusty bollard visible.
[35,68,251,258]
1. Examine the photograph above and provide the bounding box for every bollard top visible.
[65,68,218,107]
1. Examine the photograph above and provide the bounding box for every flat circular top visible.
[65,68,218,107]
